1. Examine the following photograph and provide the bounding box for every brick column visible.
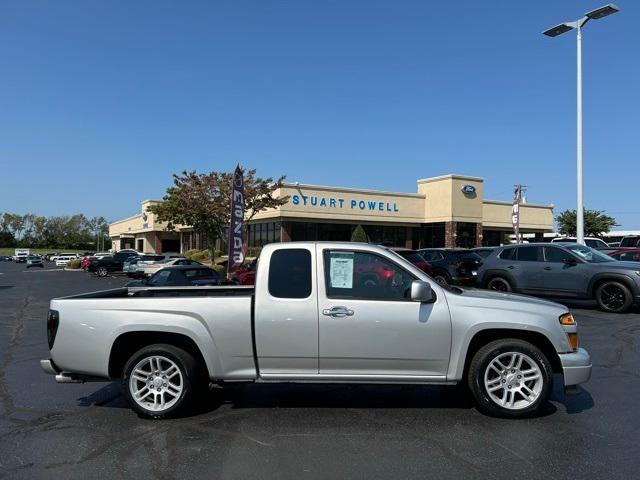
[280,222,291,242]
[405,227,413,249]
[476,224,483,247]
[445,221,457,248]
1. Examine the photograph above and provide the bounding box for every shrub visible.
[211,264,226,274]
[185,249,211,261]
[214,250,223,258]
[67,259,82,269]
[246,246,262,257]
[351,225,368,243]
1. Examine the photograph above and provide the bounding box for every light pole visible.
[543,4,619,245]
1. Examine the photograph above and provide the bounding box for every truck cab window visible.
[324,250,415,301]
[268,249,312,298]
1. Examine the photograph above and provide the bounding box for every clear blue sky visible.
[1,1,638,228]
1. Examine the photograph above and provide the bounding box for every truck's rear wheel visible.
[122,344,200,419]
[467,339,552,418]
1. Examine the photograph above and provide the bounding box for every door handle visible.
[507,265,515,269]
[322,306,354,317]
[544,267,552,271]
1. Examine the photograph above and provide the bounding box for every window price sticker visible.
[329,252,354,289]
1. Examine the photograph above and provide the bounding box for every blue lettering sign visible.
[290,195,399,213]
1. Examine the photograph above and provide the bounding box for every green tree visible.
[555,209,618,237]
[351,225,368,243]
[148,168,288,261]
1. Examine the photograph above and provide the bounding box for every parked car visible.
[0,255,11,261]
[123,254,169,278]
[53,254,78,266]
[620,236,640,248]
[88,251,139,277]
[42,242,591,419]
[26,255,44,268]
[418,248,482,286]
[143,257,203,276]
[230,258,258,285]
[551,237,609,249]
[477,243,640,313]
[389,248,432,275]
[50,253,79,262]
[608,248,640,262]
[470,247,497,259]
[125,265,228,288]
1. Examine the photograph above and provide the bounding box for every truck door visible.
[317,246,452,378]
[254,246,319,375]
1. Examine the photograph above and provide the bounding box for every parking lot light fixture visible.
[542,4,619,246]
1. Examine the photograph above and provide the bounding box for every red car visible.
[231,259,258,285]
[608,248,640,262]
[389,248,433,276]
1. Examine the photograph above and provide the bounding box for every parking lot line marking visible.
[23,268,66,272]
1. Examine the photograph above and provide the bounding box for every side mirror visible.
[411,280,434,303]
[563,258,578,266]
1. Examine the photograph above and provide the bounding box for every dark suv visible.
[477,243,640,313]
[418,248,482,286]
[88,251,138,277]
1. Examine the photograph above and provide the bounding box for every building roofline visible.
[282,182,425,198]
[109,213,143,226]
[417,174,484,184]
[484,199,555,209]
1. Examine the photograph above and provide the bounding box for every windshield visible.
[565,244,614,263]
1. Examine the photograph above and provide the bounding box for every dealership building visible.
[109,174,554,253]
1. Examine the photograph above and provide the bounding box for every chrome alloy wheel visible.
[483,351,542,410]
[129,355,183,412]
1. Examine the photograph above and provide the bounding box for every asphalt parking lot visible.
[1,261,639,480]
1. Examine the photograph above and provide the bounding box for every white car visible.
[55,255,77,266]
[143,257,202,276]
[551,237,609,249]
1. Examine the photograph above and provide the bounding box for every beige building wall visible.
[483,200,554,231]
[252,184,426,225]
[418,174,485,223]
[110,174,555,251]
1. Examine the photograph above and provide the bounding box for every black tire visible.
[486,276,512,292]
[121,344,202,420]
[96,266,108,277]
[467,339,552,418]
[433,272,451,286]
[595,281,633,313]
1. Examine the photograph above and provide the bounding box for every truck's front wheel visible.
[467,339,552,418]
[122,344,200,419]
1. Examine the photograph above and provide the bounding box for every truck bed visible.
[59,285,255,299]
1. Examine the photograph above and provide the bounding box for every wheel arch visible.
[460,329,563,381]
[587,273,638,297]
[109,331,209,380]
[481,270,518,290]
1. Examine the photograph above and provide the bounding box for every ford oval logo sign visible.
[462,184,476,195]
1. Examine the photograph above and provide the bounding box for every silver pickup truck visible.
[41,242,591,419]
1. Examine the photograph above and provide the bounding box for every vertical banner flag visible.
[228,165,244,275]
[512,185,522,244]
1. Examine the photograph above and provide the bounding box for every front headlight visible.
[559,313,576,325]
[559,313,579,350]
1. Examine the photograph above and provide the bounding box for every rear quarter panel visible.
[50,295,256,380]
